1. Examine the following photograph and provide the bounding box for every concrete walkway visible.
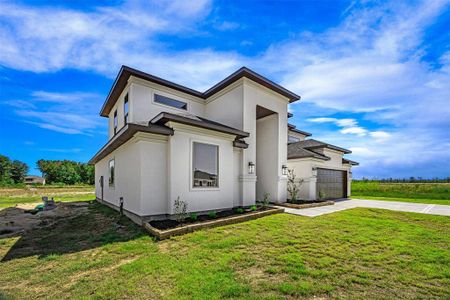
[279,199,450,217]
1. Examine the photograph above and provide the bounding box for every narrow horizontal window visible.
[154,94,187,110]
[193,142,218,188]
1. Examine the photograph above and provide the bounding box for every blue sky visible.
[1,0,449,179]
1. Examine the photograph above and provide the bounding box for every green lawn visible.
[352,181,450,205]
[0,185,95,208]
[1,202,449,299]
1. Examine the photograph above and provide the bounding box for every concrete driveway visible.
[280,199,450,217]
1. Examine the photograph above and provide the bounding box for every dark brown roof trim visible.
[233,139,249,149]
[151,112,250,139]
[203,67,300,102]
[89,123,173,164]
[287,123,312,136]
[307,143,351,154]
[342,158,359,166]
[100,66,301,117]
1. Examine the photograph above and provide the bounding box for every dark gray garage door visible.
[316,169,347,200]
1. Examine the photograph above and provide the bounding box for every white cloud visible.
[340,127,368,136]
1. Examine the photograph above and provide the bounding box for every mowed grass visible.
[352,181,450,205]
[0,185,95,208]
[1,202,449,299]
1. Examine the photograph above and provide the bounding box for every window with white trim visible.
[109,159,115,186]
[192,142,218,188]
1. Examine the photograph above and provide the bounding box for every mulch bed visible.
[145,206,284,240]
[150,207,271,230]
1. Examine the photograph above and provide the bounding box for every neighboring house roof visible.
[25,175,44,179]
[288,143,330,160]
[100,66,301,117]
[287,123,312,136]
[342,158,359,166]
[151,112,250,139]
[291,139,352,154]
[194,170,217,180]
[89,123,174,164]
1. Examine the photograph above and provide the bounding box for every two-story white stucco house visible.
[89,66,357,224]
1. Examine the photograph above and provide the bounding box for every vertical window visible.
[192,142,218,188]
[124,94,129,125]
[109,159,115,186]
[113,110,118,134]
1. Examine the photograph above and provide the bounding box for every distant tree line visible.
[37,160,94,185]
[0,154,94,185]
[0,155,29,184]
[355,177,450,183]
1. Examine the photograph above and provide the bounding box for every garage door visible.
[316,169,347,200]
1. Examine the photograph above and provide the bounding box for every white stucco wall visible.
[95,139,141,215]
[129,78,205,124]
[138,134,169,216]
[256,114,279,202]
[108,85,130,139]
[166,122,236,213]
[242,79,289,203]
[205,82,244,129]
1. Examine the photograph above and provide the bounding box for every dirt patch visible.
[0,202,90,238]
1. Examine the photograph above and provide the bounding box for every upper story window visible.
[154,93,187,110]
[109,159,115,187]
[288,135,300,143]
[124,94,129,125]
[113,110,118,134]
[192,142,218,188]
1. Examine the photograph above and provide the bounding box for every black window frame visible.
[154,93,187,110]
[124,93,129,125]
[113,110,118,135]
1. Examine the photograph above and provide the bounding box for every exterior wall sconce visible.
[282,165,288,176]
[248,162,255,174]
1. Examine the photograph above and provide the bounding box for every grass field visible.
[1,202,449,299]
[0,185,95,208]
[352,181,450,205]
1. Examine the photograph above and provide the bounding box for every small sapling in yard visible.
[173,196,188,224]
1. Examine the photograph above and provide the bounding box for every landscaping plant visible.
[173,196,188,224]
[190,212,198,222]
[287,169,299,202]
[262,192,270,208]
[250,205,257,211]
[208,211,217,218]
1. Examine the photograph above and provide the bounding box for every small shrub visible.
[250,205,257,211]
[319,190,326,200]
[173,196,188,224]
[236,208,244,214]
[208,211,217,218]
[190,212,198,221]
[263,192,270,208]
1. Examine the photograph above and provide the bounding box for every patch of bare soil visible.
[0,202,89,238]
